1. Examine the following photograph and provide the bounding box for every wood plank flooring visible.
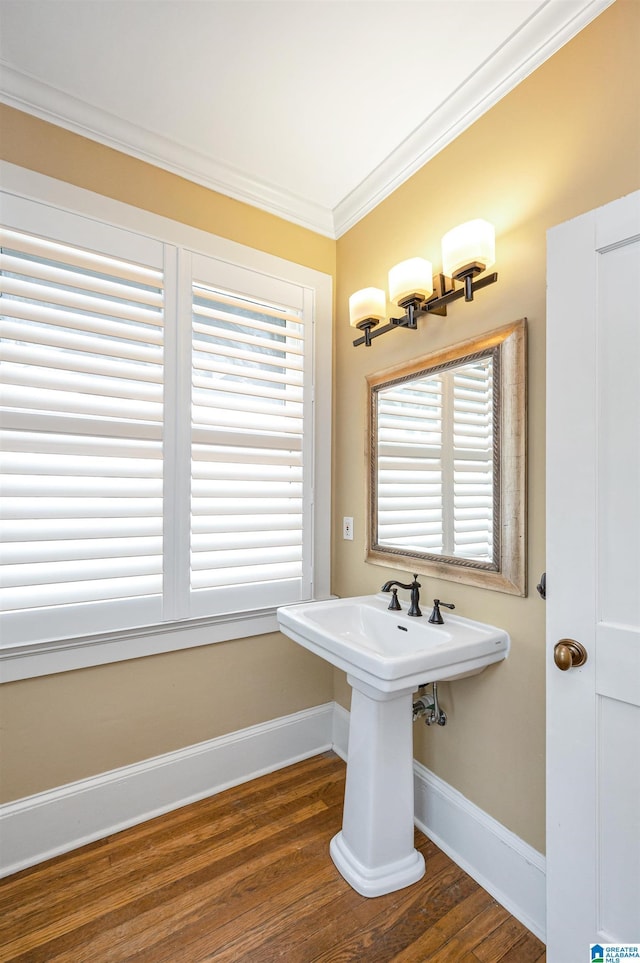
[0,752,545,962]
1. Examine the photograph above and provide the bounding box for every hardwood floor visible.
[0,752,545,962]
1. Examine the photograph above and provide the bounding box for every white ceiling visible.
[0,0,613,237]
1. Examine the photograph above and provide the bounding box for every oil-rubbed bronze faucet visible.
[427,599,455,624]
[381,575,422,616]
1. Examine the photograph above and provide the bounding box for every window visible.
[0,222,166,643]
[375,355,495,562]
[0,177,331,673]
[186,253,313,617]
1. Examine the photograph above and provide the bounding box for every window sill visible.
[0,608,283,682]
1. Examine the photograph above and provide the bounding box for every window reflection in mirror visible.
[375,352,498,563]
[367,320,526,595]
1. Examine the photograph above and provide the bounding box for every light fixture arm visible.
[352,270,498,347]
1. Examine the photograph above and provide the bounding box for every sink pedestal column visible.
[330,675,425,897]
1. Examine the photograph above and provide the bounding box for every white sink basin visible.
[277,592,510,898]
[277,593,510,693]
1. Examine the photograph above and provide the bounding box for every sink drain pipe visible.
[412,682,447,726]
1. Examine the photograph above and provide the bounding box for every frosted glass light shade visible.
[388,258,433,306]
[349,287,386,328]
[441,219,495,279]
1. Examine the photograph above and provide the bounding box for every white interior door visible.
[546,191,640,961]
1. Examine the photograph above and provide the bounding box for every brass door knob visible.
[554,639,588,671]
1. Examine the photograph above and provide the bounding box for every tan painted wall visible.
[1,2,638,852]
[333,0,640,854]
[0,635,333,801]
[0,106,335,276]
[0,107,335,803]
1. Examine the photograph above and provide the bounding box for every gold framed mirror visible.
[367,319,526,595]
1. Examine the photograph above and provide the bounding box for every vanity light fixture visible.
[350,219,498,347]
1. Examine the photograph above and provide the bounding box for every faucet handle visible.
[387,587,401,611]
[428,599,455,624]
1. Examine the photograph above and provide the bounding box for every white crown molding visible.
[333,0,616,237]
[0,63,336,238]
[0,0,614,240]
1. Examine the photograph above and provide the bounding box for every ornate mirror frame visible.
[367,319,527,595]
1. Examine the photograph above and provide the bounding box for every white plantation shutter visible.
[0,185,329,659]
[189,270,308,615]
[377,377,444,553]
[375,354,496,565]
[0,218,165,644]
[452,360,495,561]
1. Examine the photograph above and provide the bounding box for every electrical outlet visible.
[343,516,354,540]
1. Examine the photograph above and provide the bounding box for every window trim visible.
[0,162,332,681]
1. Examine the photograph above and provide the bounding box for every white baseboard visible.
[1,698,546,943]
[332,700,545,942]
[332,701,350,762]
[0,702,334,879]
[413,761,546,942]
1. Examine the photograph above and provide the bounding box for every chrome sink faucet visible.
[381,574,422,617]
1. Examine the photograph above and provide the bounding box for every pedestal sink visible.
[277,593,509,897]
